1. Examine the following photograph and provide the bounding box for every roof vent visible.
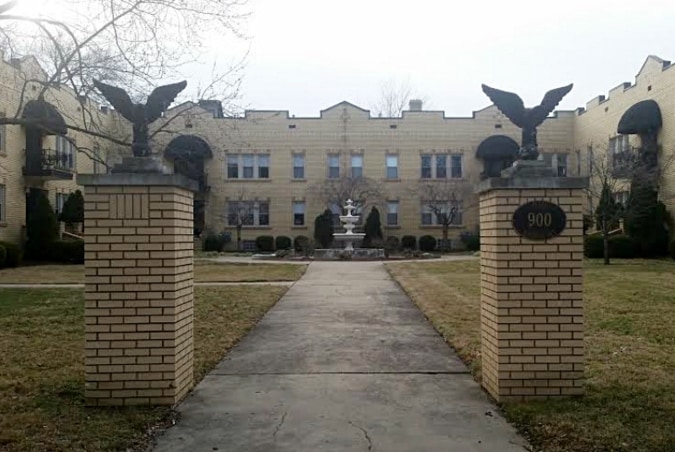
[409,99,423,111]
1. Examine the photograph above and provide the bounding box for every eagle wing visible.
[93,79,136,122]
[145,81,187,123]
[529,84,573,126]
[481,84,526,128]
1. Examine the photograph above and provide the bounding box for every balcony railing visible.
[24,148,75,180]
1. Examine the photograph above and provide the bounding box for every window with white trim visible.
[55,192,69,215]
[293,201,305,226]
[351,154,363,178]
[421,154,432,178]
[226,153,271,179]
[613,191,629,206]
[227,201,270,226]
[0,125,5,153]
[386,154,398,179]
[421,153,462,179]
[421,201,463,226]
[0,185,5,221]
[329,202,342,228]
[55,135,75,169]
[328,154,340,179]
[386,201,399,226]
[552,153,568,177]
[293,153,305,179]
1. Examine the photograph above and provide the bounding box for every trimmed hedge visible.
[419,235,437,252]
[584,234,637,259]
[385,236,400,250]
[0,241,23,267]
[203,233,224,252]
[275,236,292,250]
[0,244,6,268]
[294,235,310,252]
[48,240,84,264]
[460,231,480,251]
[255,235,275,252]
[401,235,417,250]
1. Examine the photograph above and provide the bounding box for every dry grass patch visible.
[0,262,306,284]
[387,259,675,452]
[0,285,287,452]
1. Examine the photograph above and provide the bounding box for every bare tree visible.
[372,78,427,118]
[310,176,386,224]
[223,187,257,251]
[416,180,472,250]
[0,0,247,166]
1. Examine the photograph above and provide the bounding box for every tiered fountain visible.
[314,199,385,260]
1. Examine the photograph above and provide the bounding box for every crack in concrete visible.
[272,411,288,439]
[348,420,373,451]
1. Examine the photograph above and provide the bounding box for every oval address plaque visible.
[512,201,567,240]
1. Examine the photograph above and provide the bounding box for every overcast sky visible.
[12,0,675,117]
[237,0,675,117]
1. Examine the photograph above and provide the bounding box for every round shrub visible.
[0,244,7,268]
[255,235,275,252]
[203,233,224,252]
[584,235,604,258]
[0,241,23,267]
[460,231,480,251]
[608,235,637,259]
[401,235,417,250]
[294,235,310,252]
[419,235,437,252]
[275,235,292,250]
[385,236,400,250]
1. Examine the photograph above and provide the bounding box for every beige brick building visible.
[1,53,674,250]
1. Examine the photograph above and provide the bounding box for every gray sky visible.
[12,0,675,117]
[238,0,675,116]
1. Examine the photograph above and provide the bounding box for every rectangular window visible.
[451,155,463,178]
[92,145,104,174]
[421,204,434,225]
[55,192,69,215]
[351,154,363,178]
[0,125,5,153]
[227,201,269,226]
[421,154,432,178]
[227,154,239,178]
[555,153,568,177]
[421,202,463,226]
[386,201,399,226]
[55,135,75,169]
[328,154,340,179]
[242,154,255,179]
[329,202,342,228]
[613,191,629,206]
[257,154,270,179]
[0,184,5,221]
[588,145,594,176]
[293,201,305,226]
[436,154,447,178]
[386,154,398,179]
[293,154,305,179]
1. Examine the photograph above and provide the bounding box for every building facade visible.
[1,54,674,250]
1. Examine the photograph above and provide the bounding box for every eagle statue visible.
[93,79,187,157]
[481,84,573,160]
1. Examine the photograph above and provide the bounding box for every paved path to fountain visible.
[152,261,527,452]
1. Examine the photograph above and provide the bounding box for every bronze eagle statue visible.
[93,79,187,157]
[481,84,573,160]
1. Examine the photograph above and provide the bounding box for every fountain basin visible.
[314,248,385,260]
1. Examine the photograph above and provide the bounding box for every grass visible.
[0,262,306,284]
[387,258,675,452]
[0,285,288,452]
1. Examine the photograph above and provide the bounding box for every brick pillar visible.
[79,173,197,406]
[477,162,588,402]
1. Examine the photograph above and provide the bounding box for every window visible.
[329,202,342,228]
[226,154,270,179]
[553,153,568,177]
[588,145,594,176]
[386,154,398,179]
[293,201,305,226]
[55,135,75,169]
[386,201,399,226]
[609,135,631,175]
[242,154,254,179]
[55,192,69,215]
[293,154,305,179]
[451,155,463,178]
[421,202,463,226]
[613,191,629,206]
[258,154,270,179]
[328,154,340,179]
[436,154,447,178]
[92,145,105,174]
[227,201,270,226]
[0,185,5,221]
[0,125,5,153]
[421,154,432,178]
[351,154,363,178]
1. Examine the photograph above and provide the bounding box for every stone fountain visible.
[314,199,385,260]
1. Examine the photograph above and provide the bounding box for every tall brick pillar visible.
[79,170,197,406]
[477,161,588,402]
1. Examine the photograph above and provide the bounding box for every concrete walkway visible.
[152,261,527,452]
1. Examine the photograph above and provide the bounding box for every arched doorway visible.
[476,135,519,178]
[164,135,213,236]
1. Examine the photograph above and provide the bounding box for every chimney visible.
[409,99,423,111]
